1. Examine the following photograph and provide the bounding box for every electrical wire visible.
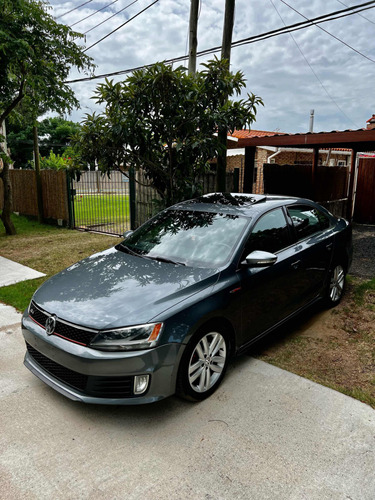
[67,0,375,83]
[84,0,159,52]
[279,0,375,64]
[270,0,360,128]
[70,0,120,28]
[84,0,140,35]
[55,0,94,20]
[336,0,375,25]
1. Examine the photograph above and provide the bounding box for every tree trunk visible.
[0,161,16,235]
[33,125,44,223]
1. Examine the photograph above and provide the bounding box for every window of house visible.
[287,205,330,241]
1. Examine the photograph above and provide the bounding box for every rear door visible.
[285,204,335,304]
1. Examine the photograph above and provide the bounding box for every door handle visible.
[291,260,301,270]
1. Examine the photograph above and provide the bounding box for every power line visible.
[270,0,360,128]
[336,0,375,25]
[67,0,375,82]
[55,0,94,20]
[70,0,120,28]
[84,0,140,35]
[279,0,375,64]
[84,0,159,52]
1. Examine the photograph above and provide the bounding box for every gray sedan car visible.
[22,193,352,404]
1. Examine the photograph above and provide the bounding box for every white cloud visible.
[49,0,375,132]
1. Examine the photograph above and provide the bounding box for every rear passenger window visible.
[245,208,290,255]
[287,205,330,241]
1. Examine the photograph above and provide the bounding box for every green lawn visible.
[0,213,117,311]
[73,194,130,227]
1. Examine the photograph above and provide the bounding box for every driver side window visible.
[244,208,290,256]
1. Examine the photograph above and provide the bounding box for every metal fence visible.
[70,171,131,235]
[70,168,240,236]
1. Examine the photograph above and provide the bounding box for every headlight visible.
[89,323,163,351]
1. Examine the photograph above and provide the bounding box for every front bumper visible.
[22,313,185,405]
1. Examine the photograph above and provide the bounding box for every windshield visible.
[120,209,249,267]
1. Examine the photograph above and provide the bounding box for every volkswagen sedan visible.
[22,193,352,404]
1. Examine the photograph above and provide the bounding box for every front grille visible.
[29,301,98,346]
[26,343,135,398]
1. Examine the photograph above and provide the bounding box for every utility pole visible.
[216,0,235,192]
[221,0,235,63]
[309,109,314,133]
[188,0,199,75]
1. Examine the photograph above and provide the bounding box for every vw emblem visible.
[45,315,57,336]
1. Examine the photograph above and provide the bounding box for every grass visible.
[252,277,375,409]
[73,194,130,226]
[0,213,117,311]
[353,277,375,305]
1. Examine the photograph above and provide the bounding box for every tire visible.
[324,263,346,307]
[176,328,230,402]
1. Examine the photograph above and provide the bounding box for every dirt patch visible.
[252,279,375,407]
[351,223,375,279]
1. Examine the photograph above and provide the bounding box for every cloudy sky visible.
[49,0,375,133]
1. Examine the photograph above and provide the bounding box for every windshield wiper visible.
[118,243,144,258]
[148,255,186,266]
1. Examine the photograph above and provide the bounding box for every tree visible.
[0,0,94,235]
[7,116,81,168]
[71,58,263,207]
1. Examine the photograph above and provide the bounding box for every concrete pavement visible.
[1,304,374,500]
[0,256,45,287]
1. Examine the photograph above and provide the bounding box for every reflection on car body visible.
[22,193,353,404]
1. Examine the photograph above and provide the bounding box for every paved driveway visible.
[1,306,375,500]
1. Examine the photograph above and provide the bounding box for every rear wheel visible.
[325,263,346,306]
[177,329,230,401]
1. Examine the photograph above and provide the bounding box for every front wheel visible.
[176,329,230,401]
[324,263,346,307]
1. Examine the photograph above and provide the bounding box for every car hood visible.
[32,247,219,330]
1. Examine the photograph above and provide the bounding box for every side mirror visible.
[123,230,134,239]
[244,250,277,267]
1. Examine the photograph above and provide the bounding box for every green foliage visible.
[39,150,69,170]
[71,58,263,206]
[7,117,81,169]
[0,0,95,122]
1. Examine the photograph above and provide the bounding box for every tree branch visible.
[0,79,26,123]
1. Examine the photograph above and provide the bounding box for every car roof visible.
[170,193,312,218]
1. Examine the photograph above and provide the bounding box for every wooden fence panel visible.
[41,170,69,221]
[354,158,375,224]
[10,170,38,216]
[0,169,69,223]
[263,164,349,202]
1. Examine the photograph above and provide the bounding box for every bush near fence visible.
[0,169,69,224]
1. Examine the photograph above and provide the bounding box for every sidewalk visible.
[0,256,45,288]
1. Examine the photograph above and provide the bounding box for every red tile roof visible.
[229,129,283,139]
[366,114,375,123]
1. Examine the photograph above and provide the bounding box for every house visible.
[225,129,351,194]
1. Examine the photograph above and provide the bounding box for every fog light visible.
[134,375,150,395]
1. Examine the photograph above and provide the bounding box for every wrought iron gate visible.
[69,170,132,236]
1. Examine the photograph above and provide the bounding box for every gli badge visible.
[45,315,57,336]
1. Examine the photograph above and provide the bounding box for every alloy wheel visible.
[188,332,227,393]
[330,264,345,303]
